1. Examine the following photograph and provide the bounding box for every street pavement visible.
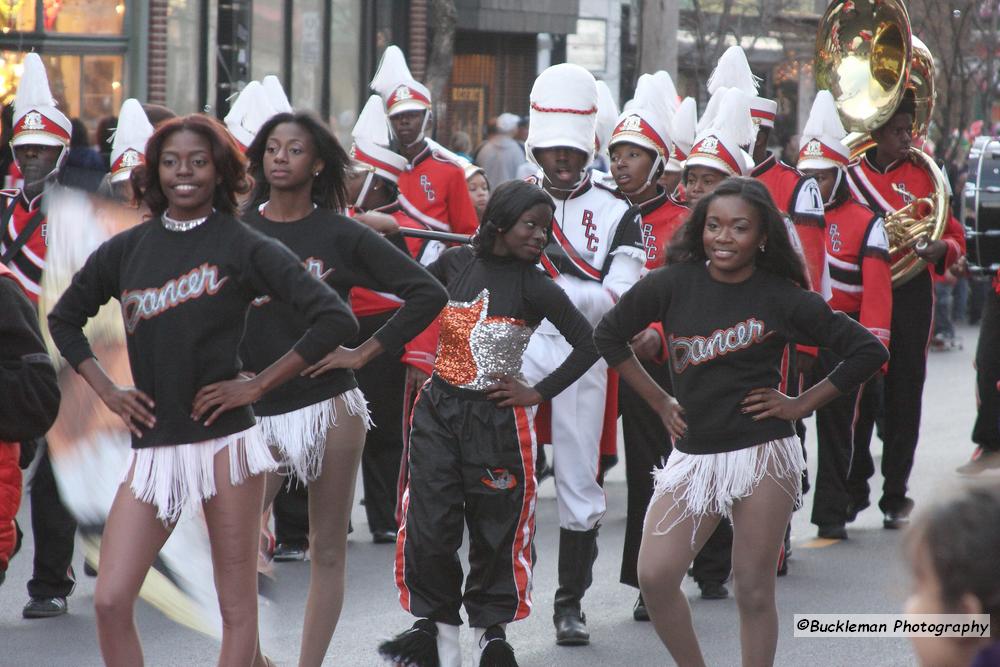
[0,322,987,666]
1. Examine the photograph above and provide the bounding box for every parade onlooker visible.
[595,177,887,667]
[475,112,525,187]
[463,161,490,221]
[449,131,472,162]
[904,483,1000,667]
[48,113,358,666]
[61,118,106,192]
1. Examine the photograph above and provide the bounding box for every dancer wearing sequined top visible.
[378,180,599,667]
[47,115,357,667]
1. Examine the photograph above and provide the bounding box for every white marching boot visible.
[436,622,462,667]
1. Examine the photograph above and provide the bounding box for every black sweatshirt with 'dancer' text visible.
[48,212,358,449]
[595,261,888,455]
[241,207,447,415]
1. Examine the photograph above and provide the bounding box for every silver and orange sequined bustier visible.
[433,289,536,391]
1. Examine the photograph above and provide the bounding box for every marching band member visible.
[845,91,966,528]
[347,95,448,544]
[606,70,688,621]
[664,96,698,201]
[371,46,479,236]
[0,53,79,620]
[796,91,892,539]
[519,62,646,646]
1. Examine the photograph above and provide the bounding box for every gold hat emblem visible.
[804,139,824,157]
[620,115,643,133]
[395,86,412,101]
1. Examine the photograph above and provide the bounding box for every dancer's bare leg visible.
[730,471,797,667]
[93,464,174,667]
[298,397,367,667]
[202,447,269,667]
[637,491,722,667]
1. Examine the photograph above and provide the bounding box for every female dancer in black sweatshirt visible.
[241,111,447,666]
[594,178,887,667]
[48,114,358,667]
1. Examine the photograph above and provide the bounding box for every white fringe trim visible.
[648,436,805,542]
[257,387,372,483]
[121,425,277,523]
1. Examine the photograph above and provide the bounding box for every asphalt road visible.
[0,323,986,666]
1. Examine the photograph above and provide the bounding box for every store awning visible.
[455,0,580,35]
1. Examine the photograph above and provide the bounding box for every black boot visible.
[553,526,598,646]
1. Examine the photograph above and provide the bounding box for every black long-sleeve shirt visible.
[428,246,598,400]
[0,274,59,442]
[595,261,888,454]
[48,212,358,449]
[241,208,447,415]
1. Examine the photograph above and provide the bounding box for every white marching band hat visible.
[797,90,851,171]
[370,45,432,117]
[109,98,154,183]
[261,75,293,114]
[670,96,698,171]
[350,95,407,184]
[11,53,72,151]
[686,87,755,177]
[595,80,620,157]
[611,75,672,160]
[526,63,599,167]
[707,45,777,130]
[224,80,284,151]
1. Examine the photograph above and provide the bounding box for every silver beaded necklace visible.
[162,209,214,232]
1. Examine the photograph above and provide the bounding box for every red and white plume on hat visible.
[370,45,431,117]
[350,95,406,184]
[109,99,153,183]
[612,73,673,159]
[526,63,599,167]
[11,53,72,149]
[798,90,850,171]
[707,45,777,130]
[595,80,620,156]
[261,75,293,114]
[224,80,283,151]
[687,87,755,177]
[670,96,698,169]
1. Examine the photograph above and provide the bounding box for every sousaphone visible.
[815,0,949,286]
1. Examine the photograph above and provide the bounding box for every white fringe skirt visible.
[121,425,277,523]
[257,387,372,483]
[648,436,805,541]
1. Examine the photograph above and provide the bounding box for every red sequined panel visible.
[435,294,487,386]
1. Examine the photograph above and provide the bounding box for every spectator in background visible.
[95,115,116,170]
[515,116,529,148]
[450,131,473,162]
[60,118,105,192]
[475,112,526,187]
[463,161,490,221]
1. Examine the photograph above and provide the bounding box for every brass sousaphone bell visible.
[815,0,949,286]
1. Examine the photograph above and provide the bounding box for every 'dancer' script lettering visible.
[669,318,770,373]
[121,263,228,333]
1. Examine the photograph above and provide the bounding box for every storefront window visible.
[291,0,322,112]
[0,0,35,33]
[251,0,283,80]
[330,0,360,143]
[167,0,201,114]
[50,0,125,34]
